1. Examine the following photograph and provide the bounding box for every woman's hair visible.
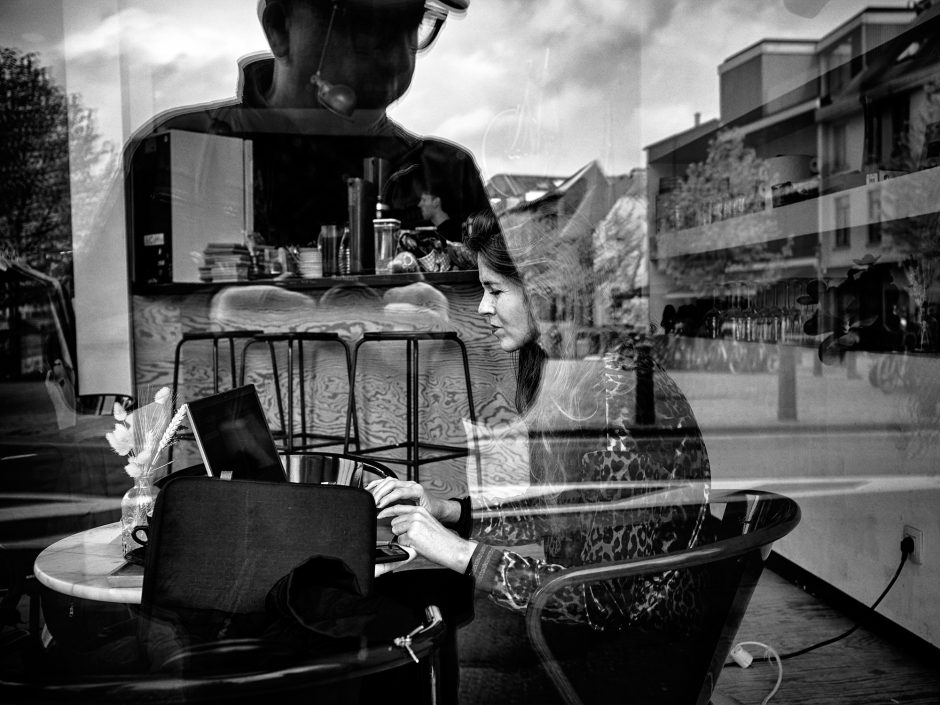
[464,210,605,485]
[464,211,541,412]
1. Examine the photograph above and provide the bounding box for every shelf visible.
[132,269,480,295]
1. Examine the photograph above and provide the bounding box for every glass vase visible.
[121,475,157,557]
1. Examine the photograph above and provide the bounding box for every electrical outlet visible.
[903,525,923,565]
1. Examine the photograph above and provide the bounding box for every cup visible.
[373,218,401,274]
[281,453,353,485]
[319,225,341,277]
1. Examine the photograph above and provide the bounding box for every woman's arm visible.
[368,478,463,524]
[376,503,477,572]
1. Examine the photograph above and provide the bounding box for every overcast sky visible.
[1,0,914,180]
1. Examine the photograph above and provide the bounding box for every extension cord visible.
[723,535,915,704]
[730,641,782,704]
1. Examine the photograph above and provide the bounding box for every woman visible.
[369,210,712,636]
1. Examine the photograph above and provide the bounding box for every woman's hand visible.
[367,477,432,511]
[366,478,462,523]
[377,504,475,574]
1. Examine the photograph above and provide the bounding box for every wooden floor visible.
[705,569,940,705]
[457,565,940,705]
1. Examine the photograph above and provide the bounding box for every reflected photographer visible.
[128,0,492,254]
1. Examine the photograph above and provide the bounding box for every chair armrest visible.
[523,491,800,705]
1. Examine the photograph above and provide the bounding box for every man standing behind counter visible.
[127,0,492,249]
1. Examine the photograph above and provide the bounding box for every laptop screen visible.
[185,385,286,483]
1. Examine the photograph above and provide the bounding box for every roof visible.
[485,173,567,200]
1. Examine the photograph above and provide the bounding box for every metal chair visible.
[525,489,801,705]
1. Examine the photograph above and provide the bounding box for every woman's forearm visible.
[432,497,465,524]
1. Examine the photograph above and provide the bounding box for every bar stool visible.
[170,329,262,464]
[172,330,262,400]
[241,331,359,452]
[343,330,477,484]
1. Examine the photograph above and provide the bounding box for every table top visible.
[33,522,422,605]
[33,522,142,603]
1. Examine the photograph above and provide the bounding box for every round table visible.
[33,522,420,606]
[33,522,142,604]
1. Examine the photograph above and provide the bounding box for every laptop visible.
[184,384,408,564]
[185,384,287,483]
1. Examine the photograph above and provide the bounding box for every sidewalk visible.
[669,347,926,435]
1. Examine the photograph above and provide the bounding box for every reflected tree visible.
[594,172,648,333]
[0,47,113,287]
[882,80,940,351]
[656,129,789,293]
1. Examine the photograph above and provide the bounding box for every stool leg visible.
[343,341,361,451]
[240,340,250,386]
[297,339,307,449]
[286,339,295,451]
[266,340,287,448]
[344,339,363,455]
[455,337,482,488]
[227,337,238,391]
[211,338,221,394]
[169,339,186,466]
[408,338,419,483]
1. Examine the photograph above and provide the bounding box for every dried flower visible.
[106,423,134,456]
[105,386,185,480]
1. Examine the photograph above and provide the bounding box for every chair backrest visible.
[525,490,800,705]
[140,475,377,621]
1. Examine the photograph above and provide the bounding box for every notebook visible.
[184,385,408,564]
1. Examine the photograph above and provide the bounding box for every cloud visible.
[28,0,915,180]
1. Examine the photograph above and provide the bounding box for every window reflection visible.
[2,1,939,701]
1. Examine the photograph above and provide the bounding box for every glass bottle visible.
[121,476,156,557]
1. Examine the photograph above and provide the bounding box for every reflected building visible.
[647,5,940,353]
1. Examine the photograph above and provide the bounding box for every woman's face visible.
[477,260,535,353]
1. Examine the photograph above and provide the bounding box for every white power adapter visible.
[730,644,754,668]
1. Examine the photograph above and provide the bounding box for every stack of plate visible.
[297,248,322,278]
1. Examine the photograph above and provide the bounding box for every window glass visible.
[2,1,938,701]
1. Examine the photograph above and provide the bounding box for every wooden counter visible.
[131,271,517,498]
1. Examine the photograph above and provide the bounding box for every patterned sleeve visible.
[466,543,589,624]
[469,491,561,545]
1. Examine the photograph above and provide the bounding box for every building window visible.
[831,123,848,173]
[835,195,851,248]
[867,189,882,245]
[922,120,940,168]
